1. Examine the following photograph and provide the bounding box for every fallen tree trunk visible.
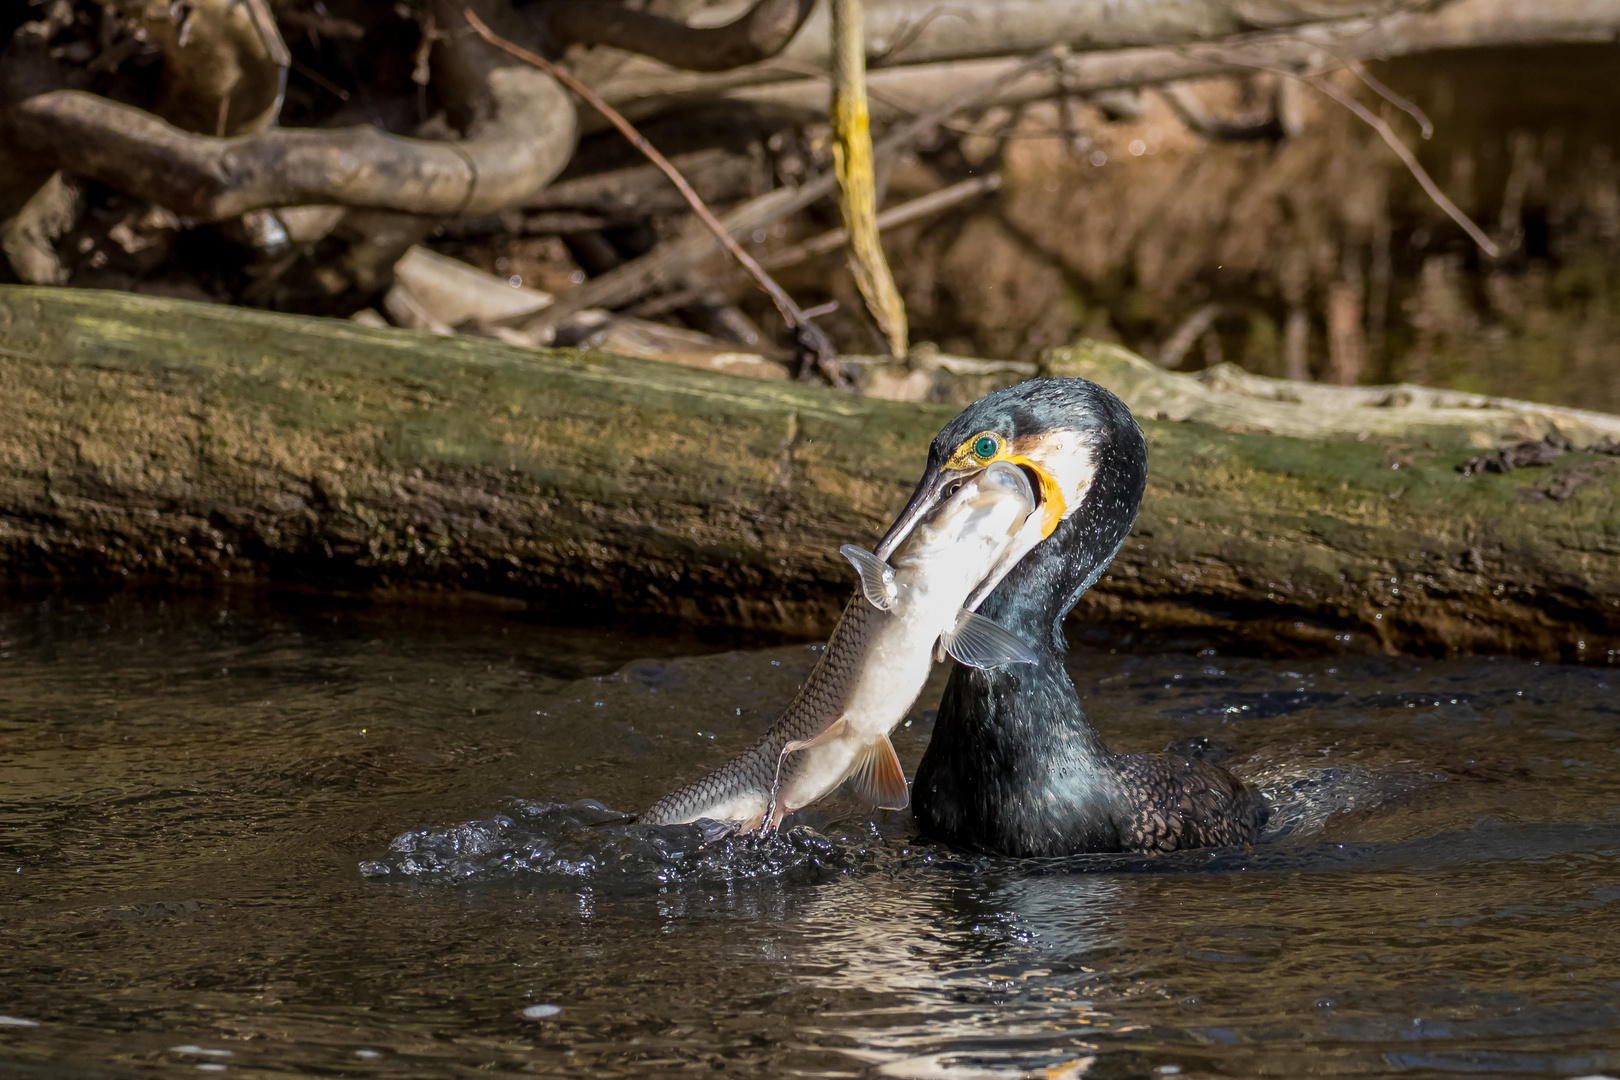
[3,286,1619,660]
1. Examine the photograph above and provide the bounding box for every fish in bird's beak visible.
[875,425,1088,613]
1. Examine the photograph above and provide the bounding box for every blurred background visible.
[4,0,1618,407]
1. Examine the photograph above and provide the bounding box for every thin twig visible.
[289,57,350,101]
[759,57,922,117]
[765,173,1001,269]
[459,6,837,369]
[629,174,1001,319]
[504,45,1062,342]
[1301,72,1497,257]
[1345,59,1432,139]
[1209,51,1497,257]
[244,0,291,67]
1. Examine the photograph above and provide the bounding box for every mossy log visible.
[3,286,1620,660]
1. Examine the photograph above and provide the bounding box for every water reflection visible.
[2,594,1618,1078]
[786,874,1126,1078]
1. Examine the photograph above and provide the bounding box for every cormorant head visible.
[875,378,1147,646]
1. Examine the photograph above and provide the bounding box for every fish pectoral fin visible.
[840,544,898,611]
[781,716,850,758]
[848,735,909,810]
[941,609,1040,669]
[772,717,852,821]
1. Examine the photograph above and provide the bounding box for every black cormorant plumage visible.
[874,378,1267,857]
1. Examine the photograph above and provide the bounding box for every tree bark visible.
[586,0,1434,107]
[595,0,1620,121]
[4,286,1620,661]
[541,0,816,73]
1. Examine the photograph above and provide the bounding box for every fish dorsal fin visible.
[840,544,898,611]
[847,735,909,810]
[941,609,1039,669]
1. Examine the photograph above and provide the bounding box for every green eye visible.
[973,435,999,459]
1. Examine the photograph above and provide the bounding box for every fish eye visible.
[943,479,965,498]
[972,434,1000,460]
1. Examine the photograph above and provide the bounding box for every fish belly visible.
[686,791,769,827]
[841,643,935,738]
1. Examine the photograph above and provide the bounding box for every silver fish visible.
[641,461,1040,831]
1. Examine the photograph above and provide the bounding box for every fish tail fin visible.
[941,609,1039,669]
[839,544,898,611]
[848,735,909,810]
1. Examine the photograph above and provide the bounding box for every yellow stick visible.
[830,0,908,357]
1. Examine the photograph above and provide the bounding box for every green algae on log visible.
[3,286,1619,659]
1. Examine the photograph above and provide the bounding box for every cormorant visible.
[873,378,1267,856]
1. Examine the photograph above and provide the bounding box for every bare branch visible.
[589,0,1438,108]
[630,174,1002,319]
[460,5,836,368]
[1300,72,1499,257]
[511,48,1062,335]
[1344,58,1432,139]
[763,173,1001,271]
[1157,302,1229,369]
[521,148,756,219]
[541,0,816,72]
[4,0,576,221]
[596,0,1620,121]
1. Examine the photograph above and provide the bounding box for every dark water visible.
[2,594,1618,1079]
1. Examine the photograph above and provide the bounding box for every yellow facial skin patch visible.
[942,431,1069,538]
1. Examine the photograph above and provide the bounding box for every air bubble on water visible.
[171,1046,233,1058]
[521,1004,561,1020]
[0,1016,39,1027]
[354,1049,381,1059]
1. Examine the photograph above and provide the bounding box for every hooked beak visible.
[872,462,962,561]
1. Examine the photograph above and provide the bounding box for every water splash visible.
[361,799,882,888]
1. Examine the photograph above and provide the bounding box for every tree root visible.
[5,0,573,223]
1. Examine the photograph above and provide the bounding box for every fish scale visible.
[641,597,875,827]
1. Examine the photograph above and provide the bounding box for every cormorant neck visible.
[977,410,1146,651]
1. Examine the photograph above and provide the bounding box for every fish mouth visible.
[875,465,975,561]
[874,459,1048,561]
